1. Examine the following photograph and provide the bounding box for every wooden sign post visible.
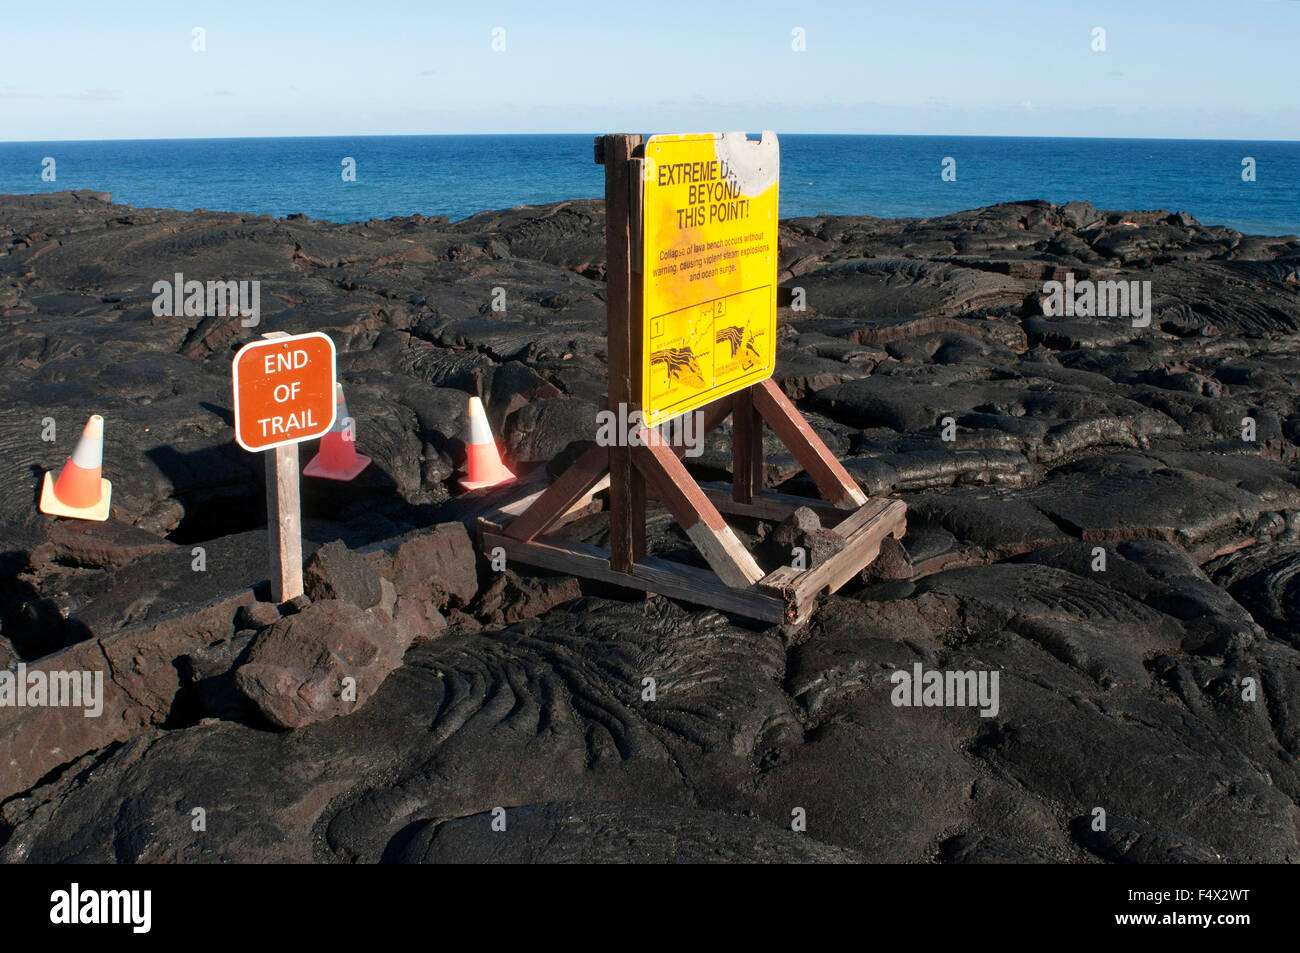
[264,442,304,603]
[480,133,905,625]
[232,330,338,602]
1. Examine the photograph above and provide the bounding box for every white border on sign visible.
[231,331,339,453]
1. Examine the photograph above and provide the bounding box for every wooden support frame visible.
[731,387,763,506]
[604,134,645,573]
[505,444,609,543]
[476,133,906,625]
[758,497,907,625]
[632,425,763,587]
[751,377,867,508]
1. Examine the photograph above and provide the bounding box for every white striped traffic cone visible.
[39,414,112,521]
[459,396,515,491]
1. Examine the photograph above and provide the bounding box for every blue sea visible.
[1,134,1297,236]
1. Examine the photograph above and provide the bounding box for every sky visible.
[2,0,1299,142]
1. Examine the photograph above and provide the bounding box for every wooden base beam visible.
[759,498,907,624]
[482,528,788,623]
[690,483,855,525]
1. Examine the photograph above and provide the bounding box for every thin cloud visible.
[59,87,122,101]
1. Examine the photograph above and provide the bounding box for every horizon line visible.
[4,132,1300,146]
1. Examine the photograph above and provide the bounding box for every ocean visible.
[1,134,1297,236]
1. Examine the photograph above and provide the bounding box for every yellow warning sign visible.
[641,131,778,426]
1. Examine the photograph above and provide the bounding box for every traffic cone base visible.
[460,472,515,491]
[39,471,112,521]
[304,450,371,482]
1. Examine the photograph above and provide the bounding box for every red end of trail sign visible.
[232,331,337,452]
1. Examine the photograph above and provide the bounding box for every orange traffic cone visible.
[304,383,371,481]
[459,396,515,491]
[39,414,112,521]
